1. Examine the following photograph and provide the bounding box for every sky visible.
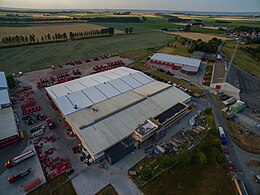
[0,0,260,12]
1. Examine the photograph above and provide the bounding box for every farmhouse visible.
[46,67,191,162]
[150,53,202,75]
[0,72,20,148]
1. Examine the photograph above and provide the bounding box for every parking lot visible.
[0,54,134,193]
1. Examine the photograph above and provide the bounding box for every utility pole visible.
[220,41,239,93]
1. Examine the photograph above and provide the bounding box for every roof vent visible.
[104,82,106,84]
[74,105,78,110]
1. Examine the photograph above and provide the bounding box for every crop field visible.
[171,14,260,28]
[165,31,230,42]
[0,23,119,40]
[0,31,174,74]
[222,41,260,76]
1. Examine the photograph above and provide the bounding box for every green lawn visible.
[0,31,174,74]
[96,184,118,195]
[28,173,76,195]
[222,41,260,76]
[141,133,236,195]
[158,40,191,57]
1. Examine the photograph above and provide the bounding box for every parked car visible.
[255,174,260,183]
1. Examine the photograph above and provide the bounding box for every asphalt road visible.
[206,90,259,195]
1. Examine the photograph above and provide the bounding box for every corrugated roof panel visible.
[0,89,10,105]
[64,81,86,92]
[55,96,75,115]
[78,77,101,88]
[90,74,111,84]
[82,86,108,104]
[130,72,153,84]
[0,107,18,140]
[120,75,143,88]
[95,83,121,98]
[111,67,138,77]
[67,91,93,109]
[0,72,8,89]
[49,86,72,98]
[108,79,133,93]
[100,71,123,80]
[151,53,201,68]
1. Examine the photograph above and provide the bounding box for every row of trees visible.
[188,37,222,53]
[1,27,114,46]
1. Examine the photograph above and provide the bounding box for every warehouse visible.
[46,67,191,161]
[210,61,240,99]
[0,72,20,148]
[150,53,202,75]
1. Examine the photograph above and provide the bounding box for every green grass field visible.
[158,40,191,57]
[222,41,260,76]
[96,184,118,195]
[141,132,236,195]
[28,173,76,195]
[0,31,174,74]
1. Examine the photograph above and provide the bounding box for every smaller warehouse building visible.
[210,61,240,99]
[229,100,246,113]
[0,72,20,148]
[150,53,202,75]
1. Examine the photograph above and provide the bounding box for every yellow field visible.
[165,32,231,42]
[0,23,121,40]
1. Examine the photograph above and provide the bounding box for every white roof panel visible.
[0,72,8,89]
[100,71,123,80]
[64,81,86,92]
[151,53,201,68]
[77,77,100,88]
[95,83,121,98]
[89,74,111,84]
[108,79,133,93]
[0,107,19,140]
[48,85,72,98]
[67,91,93,109]
[120,75,143,88]
[55,96,75,115]
[0,89,10,105]
[130,72,153,84]
[82,86,108,104]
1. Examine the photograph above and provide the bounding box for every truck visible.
[218,127,227,145]
[46,118,55,129]
[31,129,44,138]
[8,168,31,183]
[5,150,35,168]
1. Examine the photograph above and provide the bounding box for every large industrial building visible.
[0,72,20,148]
[46,67,191,162]
[150,53,202,75]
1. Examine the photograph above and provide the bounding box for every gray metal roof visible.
[46,67,154,115]
[151,53,201,68]
[0,72,8,89]
[66,85,191,158]
[0,89,10,105]
[0,106,19,140]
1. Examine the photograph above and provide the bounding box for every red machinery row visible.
[93,60,125,72]
[21,105,41,116]
[16,90,34,101]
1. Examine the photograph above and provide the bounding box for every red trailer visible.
[23,178,41,192]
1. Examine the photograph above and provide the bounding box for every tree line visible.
[1,27,114,46]
[188,37,222,54]
[0,16,141,23]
